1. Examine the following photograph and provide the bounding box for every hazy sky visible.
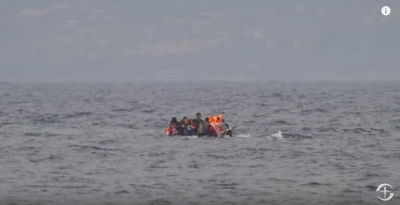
[1,0,399,81]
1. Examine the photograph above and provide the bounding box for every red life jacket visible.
[208,125,218,137]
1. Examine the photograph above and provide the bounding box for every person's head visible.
[171,117,177,123]
[204,117,209,125]
[196,113,201,120]
[183,117,189,124]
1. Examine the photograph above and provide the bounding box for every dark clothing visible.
[193,119,204,135]
[176,126,183,135]
[194,119,204,126]
[222,123,232,137]
[197,124,207,137]
[173,122,183,135]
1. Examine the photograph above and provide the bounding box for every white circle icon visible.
[381,6,391,16]
[376,183,394,201]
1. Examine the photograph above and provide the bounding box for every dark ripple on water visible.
[0,82,400,205]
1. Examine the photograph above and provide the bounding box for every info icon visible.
[381,6,391,16]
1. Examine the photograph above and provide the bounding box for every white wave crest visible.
[186,135,198,138]
[235,133,251,138]
[266,131,284,140]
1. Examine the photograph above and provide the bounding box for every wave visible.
[235,133,251,138]
[266,131,285,140]
[177,134,251,138]
[186,135,198,138]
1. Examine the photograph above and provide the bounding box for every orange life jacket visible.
[217,114,223,123]
[208,115,214,123]
[206,114,226,137]
[164,127,170,135]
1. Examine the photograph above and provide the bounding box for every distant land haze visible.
[0,0,399,81]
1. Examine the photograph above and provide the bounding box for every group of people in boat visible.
[164,113,232,137]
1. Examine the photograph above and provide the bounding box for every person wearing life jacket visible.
[211,114,227,137]
[214,115,228,137]
[203,117,219,137]
[165,117,179,136]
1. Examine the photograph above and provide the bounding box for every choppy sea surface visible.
[0,81,399,205]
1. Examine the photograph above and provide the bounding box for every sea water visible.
[0,81,399,205]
